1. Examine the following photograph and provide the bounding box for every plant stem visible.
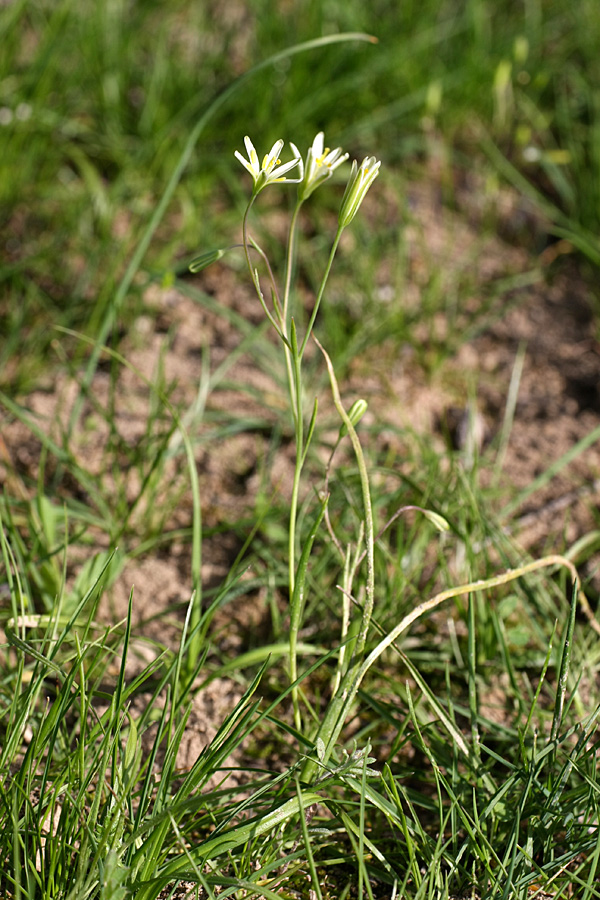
[288,346,304,594]
[241,201,285,338]
[299,338,375,780]
[300,227,343,359]
[283,201,303,331]
[241,200,349,735]
[287,228,343,730]
[317,340,375,658]
[281,203,304,599]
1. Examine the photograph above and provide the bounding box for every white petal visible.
[325,148,348,169]
[264,139,285,170]
[311,132,325,156]
[234,149,256,177]
[274,156,301,179]
[289,143,304,179]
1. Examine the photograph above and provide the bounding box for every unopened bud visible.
[189,247,228,273]
[338,156,381,228]
[422,509,450,532]
[339,398,368,437]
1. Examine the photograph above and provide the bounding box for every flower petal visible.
[274,155,302,179]
[234,149,256,177]
[263,139,285,172]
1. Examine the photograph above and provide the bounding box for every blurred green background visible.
[2,0,599,393]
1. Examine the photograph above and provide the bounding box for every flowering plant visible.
[196,130,384,781]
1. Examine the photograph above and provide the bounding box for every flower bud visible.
[189,247,228,273]
[339,398,368,438]
[338,156,381,228]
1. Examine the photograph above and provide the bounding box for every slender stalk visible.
[282,200,303,330]
[286,229,344,729]
[240,192,309,729]
[288,345,304,593]
[288,226,345,591]
[282,202,305,597]
[286,339,308,730]
[300,226,343,359]
[241,201,285,339]
[316,339,375,659]
[240,193,306,728]
[239,180,359,737]
[467,593,481,763]
[299,339,375,781]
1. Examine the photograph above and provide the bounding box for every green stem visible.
[288,345,304,594]
[283,201,303,331]
[287,227,344,730]
[241,200,348,736]
[288,335,305,730]
[282,202,304,600]
[301,338,375,782]
[241,201,285,338]
[279,202,307,731]
[289,497,328,730]
[300,226,343,359]
[318,340,375,658]
[288,224,344,593]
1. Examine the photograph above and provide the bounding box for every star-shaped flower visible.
[234,136,301,196]
[290,132,349,201]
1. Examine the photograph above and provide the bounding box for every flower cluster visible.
[235,132,380,224]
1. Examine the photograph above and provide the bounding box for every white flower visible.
[290,132,349,201]
[338,155,381,228]
[234,135,301,196]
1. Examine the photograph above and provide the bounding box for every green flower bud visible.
[338,156,381,228]
[339,398,368,438]
[422,509,450,532]
[189,247,228,273]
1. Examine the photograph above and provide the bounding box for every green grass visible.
[2,1,600,897]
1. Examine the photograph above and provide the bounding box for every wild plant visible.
[191,129,596,802]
